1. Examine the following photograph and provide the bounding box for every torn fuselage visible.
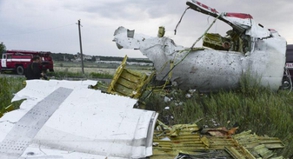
[113,0,286,91]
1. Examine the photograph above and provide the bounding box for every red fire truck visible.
[0,50,54,75]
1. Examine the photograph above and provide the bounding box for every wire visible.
[0,23,75,36]
[174,7,190,35]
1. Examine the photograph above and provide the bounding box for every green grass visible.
[54,61,120,68]
[46,70,113,79]
[143,77,293,157]
[54,61,154,70]
[0,77,25,111]
[88,72,113,79]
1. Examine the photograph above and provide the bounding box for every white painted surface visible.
[286,63,293,68]
[1,54,7,68]
[0,87,73,159]
[7,59,31,62]
[0,80,158,159]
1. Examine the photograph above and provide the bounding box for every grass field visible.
[51,61,153,79]
[54,61,154,71]
[54,67,117,75]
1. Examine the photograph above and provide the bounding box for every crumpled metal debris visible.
[152,121,284,159]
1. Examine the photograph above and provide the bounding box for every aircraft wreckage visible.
[0,1,288,159]
[113,0,287,91]
[0,80,286,158]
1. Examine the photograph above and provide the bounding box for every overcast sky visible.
[1,0,293,58]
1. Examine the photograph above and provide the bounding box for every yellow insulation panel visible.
[107,55,153,99]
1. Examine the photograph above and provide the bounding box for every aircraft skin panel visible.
[0,87,73,159]
[0,80,158,159]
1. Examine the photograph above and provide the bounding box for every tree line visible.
[0,42,151,63]
[51,53,152,63]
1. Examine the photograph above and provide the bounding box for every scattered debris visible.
[152,122,285,159]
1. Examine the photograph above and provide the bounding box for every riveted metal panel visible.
[0,87,72,159]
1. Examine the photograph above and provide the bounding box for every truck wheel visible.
[281,77,292,90]
[16,66,24,75]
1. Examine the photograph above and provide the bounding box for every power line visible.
[0,23,75,36]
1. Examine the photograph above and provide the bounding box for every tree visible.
[0,42,6,58]
[91,56,96,62]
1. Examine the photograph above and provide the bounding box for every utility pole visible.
[77,19,84,74]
